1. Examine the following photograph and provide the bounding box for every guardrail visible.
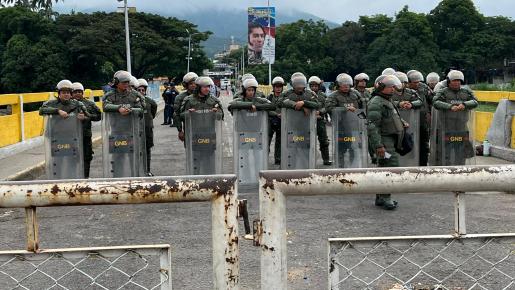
[0,84,167,149]
[256,165,515,289]
[0,174,240,289]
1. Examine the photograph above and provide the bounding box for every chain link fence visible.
[0,245,171,290]
[329,235,515,290]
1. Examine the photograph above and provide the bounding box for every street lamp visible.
[185,29,201,73]
[117,0,131,73]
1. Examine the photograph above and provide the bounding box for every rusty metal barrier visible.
[256,165,515,289]
[0,175,240,289]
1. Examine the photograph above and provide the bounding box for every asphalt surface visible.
[1,91,514,289]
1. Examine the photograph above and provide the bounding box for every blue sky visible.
[54,0,514,24]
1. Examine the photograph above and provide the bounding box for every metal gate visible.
[256,165,515,289]
[0,175,240,289]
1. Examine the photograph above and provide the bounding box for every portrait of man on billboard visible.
[248,7,275,65]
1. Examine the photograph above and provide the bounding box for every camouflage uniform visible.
[180,93,224,121]
[103,89,145,112]
[267,92,283,164]
[76,98,101,178]
[313,90,331,164]
[367,92,405,209]
[228,93,275,112]
[391,88,423,109]
[143,96,158,172]
[172,90,193,132]
[415,82,432,166]
[432,86,478,165]
[279,88,320,111]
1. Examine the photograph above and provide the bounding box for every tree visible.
[0,0,59,10]
[325,21,368,80]
[428,0,484,69]
[364,6,439,77]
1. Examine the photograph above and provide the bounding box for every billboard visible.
[248,7,275,65]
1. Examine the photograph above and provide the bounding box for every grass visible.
[477,102,498,113]
[471,82,515,92]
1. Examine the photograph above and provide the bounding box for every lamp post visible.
[186,29,192,73]
[117,0,131,73]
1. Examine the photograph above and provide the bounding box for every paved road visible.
[0,91,514,289]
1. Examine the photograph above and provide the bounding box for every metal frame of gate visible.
[256,165,515,289]
[0,175,239,289]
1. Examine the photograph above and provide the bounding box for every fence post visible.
[259,182,287,290]
[212,188,240,289]
[454,191,467,236]
[19,94,25,142]
[25,207,38,252]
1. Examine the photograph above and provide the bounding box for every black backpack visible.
[396,129,414,156]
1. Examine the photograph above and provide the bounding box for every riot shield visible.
[430,109,475,166]
[280,108,316,170]
[233,110,268,188]
[102,111,146,177]
[185,110,223,175]
[44,114,84,179]
[397,108,420,167]
[331,108,368,168]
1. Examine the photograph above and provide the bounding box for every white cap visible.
[447,70,464,82]
[137,78,149,87]
[336,73,353,86]
[394,72,408,83]
[129,76,139,88]
[243,78,259,89]
[407,70,424,82]
[183,72,199,83]
[426,72,440,83]
[354,73,369,81]
[272,76,285,85]
[71,82,84,91]
[308,76,322,85]
[382,68,396,75]
[195,76,213,87]
[56,80,73,90]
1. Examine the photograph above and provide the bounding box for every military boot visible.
[321,146,332,165]
[375,194,398,210]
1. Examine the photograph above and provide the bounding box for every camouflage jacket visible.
[173,90,192,131]
[391,88,423,109]
[77,98,101,137]
[180,93,224,120]
[325,89,364,113]
[102,89,145,115]
[228,95,275,112]
[367,94,405,150]
[144,96,158,129]
[279,88,320,110]
[39,98,87,116]
[433,87,478,111]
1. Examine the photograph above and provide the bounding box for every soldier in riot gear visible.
[234,73,267,99]
[308,76,332,165]
[278,72,319,169]
[40,80,88,179]
[326,73,368,168]
[173,72,198,142]
[71,82,101,178]
[137,78,158,175]
[426,72,440,90]
[354,73,372,105]
[407,70,431,166]
[181,76,224,175]
[102,71,146,177]
[229,78,275,112]
[267,76,285,165]
[229,78,275,186]
[431,70,478,166]
[368,75,409,210]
